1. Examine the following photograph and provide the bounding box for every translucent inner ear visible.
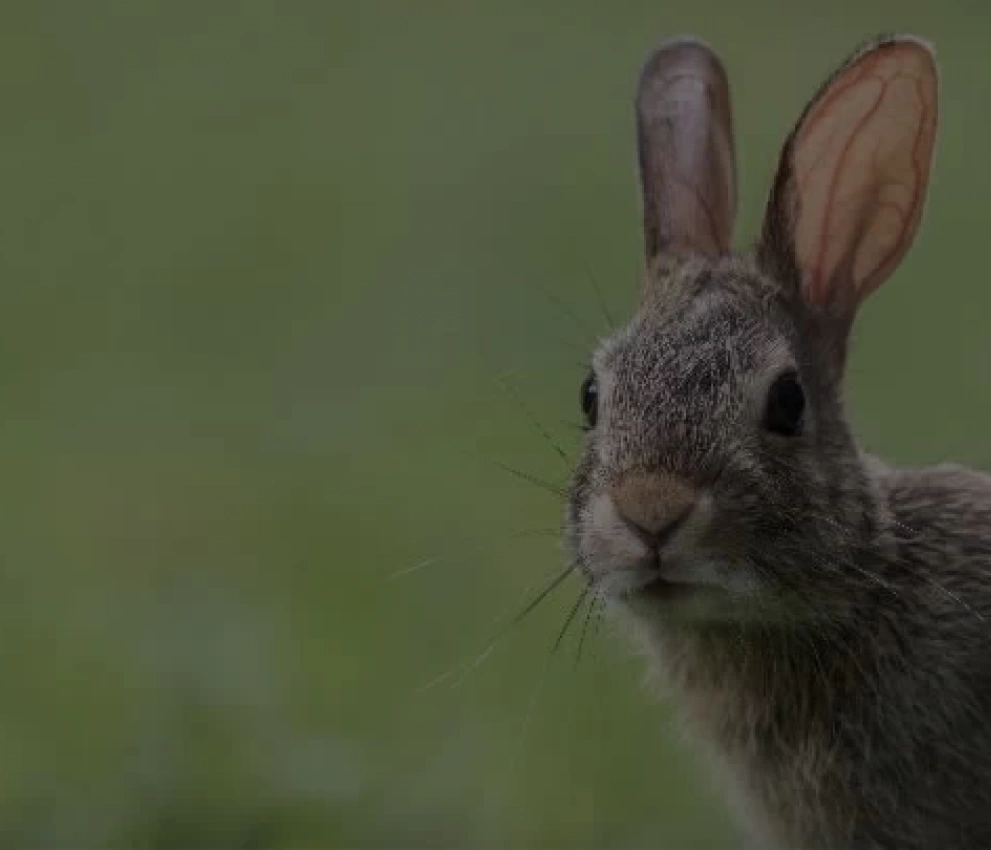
[761,37,938,311]
[636,37,737,263]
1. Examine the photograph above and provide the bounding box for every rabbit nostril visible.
[617,505,692,551]
[610,471,698,551]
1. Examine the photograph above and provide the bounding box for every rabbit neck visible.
[636,611,885,847]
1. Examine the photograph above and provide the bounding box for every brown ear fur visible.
[636,37,737,264]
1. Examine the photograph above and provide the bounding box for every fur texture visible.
[566,35,991,849]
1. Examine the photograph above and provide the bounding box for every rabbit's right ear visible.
[636,37,737,264]
[758,37,939,316]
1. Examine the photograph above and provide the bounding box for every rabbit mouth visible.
[628,570,698,602]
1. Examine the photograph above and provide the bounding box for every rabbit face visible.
[564,35,937,627]
[567,256,873,624]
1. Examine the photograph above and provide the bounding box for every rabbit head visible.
[567,36,938,625]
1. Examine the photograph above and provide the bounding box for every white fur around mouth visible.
[591,562,697,603]
[628,573,698,602]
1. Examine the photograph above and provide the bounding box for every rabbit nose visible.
[611,472,697,549]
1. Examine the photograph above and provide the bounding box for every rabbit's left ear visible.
[759,37,938,314]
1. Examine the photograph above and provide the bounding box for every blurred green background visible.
[2,1,991,847]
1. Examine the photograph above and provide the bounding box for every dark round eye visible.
[580,372,598,428]
[764,370,805,437]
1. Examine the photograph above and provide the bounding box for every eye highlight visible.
[580,371,598,429]
[763,370,805,437]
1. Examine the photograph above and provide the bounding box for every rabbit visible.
[566,33,991,850]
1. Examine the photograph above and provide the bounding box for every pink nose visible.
[610,471,697,546]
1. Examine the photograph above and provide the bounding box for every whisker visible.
[465,564,577,683]
[386,528,561,581]
[495,371,571,465]
[889,517,923,540]
[508,564,577,632]
[752,551,876,687]
[545,331,592,358]
[493,561,571,626]
[766,566,834,693]
[808,510,981,622]
[575,586,600,665]
[511,647,553,771]
[553,585,590,655]
[449,644,499,689]
[510,584,590,772]
[388,555,442,581]
[582,261,615,330]
[896,560,985,622]
[849,562,899,596]
[421,565,576,693]
[493,461,568,500]
[921,576,984,621]
[770,508,899,599]
[588,596,607,654]
[530,278,598,345]
[416,664,468,695]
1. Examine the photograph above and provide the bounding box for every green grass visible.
[2,0,991,846]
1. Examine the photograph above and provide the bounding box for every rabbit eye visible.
[580,372,598,428]
[764,370,805,437]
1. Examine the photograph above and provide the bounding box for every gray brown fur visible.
[565,35,991,849]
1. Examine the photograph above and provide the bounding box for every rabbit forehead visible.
[592,282,792,473]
